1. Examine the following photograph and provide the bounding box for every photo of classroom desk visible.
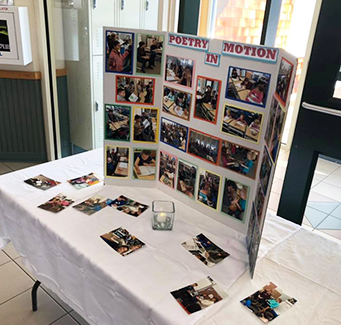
[166,68,180,82]
[228,77,254,101]
[163,86,191,121]
[114,158,129,177]
[133,149,156,180]
[133,167,155,180]
[106,146,129,178]
[196,102,215,121]
[245,125,259,142]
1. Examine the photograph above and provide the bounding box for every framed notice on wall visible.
[0,12,18,59]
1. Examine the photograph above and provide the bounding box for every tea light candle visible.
[157,212,167,223]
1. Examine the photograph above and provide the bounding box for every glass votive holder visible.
[152,200,175,230]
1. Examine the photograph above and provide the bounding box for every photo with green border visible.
[176,158,198,200]
[132,147,157,180]
[104,104,131,142]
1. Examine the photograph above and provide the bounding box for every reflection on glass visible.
[333,66,341,99]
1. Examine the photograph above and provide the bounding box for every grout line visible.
[1,162,15,171]
[48,313,70,325]
[0,288,31,307]
[68,311,83,325]
[40,286,73,314]
[12,257,36,282]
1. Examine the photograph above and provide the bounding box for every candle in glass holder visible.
[152,200,175,230]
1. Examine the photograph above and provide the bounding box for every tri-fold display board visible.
[103,28,297,277]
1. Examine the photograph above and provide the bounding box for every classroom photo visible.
[133,108,158,143]
[259,146,273,196]
[163,86,191,121]
[264,97,279,147]
[160,117,188,151]
[106,146,130,178]
[269,106,286,162]
[159,151,177,189]
[105,104,131,141]
[255,181,265,224]
[276,58,294,105]
[133,148,157,180]
[177,159,197,199]
[165,55,194,88]
[197,169,221,210]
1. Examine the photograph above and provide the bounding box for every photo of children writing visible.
[163,86,191,120]
[106,31,133,74]
[116,76,155,104]
[165,55,194,88]
[197,169,221,210]
[105,104,130,141]
[269,106,286,162]
[194,77,221,124]
[259,147,272,196]
[136,34,163,74]
[159,151,177,188]
[177,160,197,199]
[219,140,259,179]
[38,193,74,213]
[221,178,249,222]
[160,118,188,151]
[276,58,293,105]
[106,146,129,178]
[264,98,279,147]
[133,108,158,143]
[226,67,270,107]
[133,148,156,180]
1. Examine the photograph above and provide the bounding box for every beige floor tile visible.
[52,314,79,325]
[0,162,12,175]
[274,165,287,180]
[14,257,36,280]
[302,216,312,227]
[3,242,21,259]
[3,162,39,171]
[312,182,341,202]
[270,179,283,195]
[301,224,314,231]
[0,251,11,266]
[316,158,340,174]
[323,173,341,188]
[308,191,338,203]
[313,170,329,182]
[42,286,73,313]
[313,229,341,244]
[69,311,91,325]
[268,192,280,212]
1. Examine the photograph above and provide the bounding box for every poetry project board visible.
[103,28,297,277]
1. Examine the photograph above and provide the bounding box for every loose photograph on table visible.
[160,117,188,152]
[269,106,286,162]
[105,104,131,141]
[165,55,194,88]
[109,195,149,217]
[171,276,227,315]
[116,76,155,105]
[133,107,158,143]
[133,148,156,180]
[177,159,197,199]
[276,58,294,106]
[73,195,111,216]
[106,146,130,178]
[136,34,164,75]
[159,150,177,189]
[106,31,134,74]
[197,168,221,210]
[226,66,271,108]
[221,178,249,222]
[264,97,279,147]
[182,233,230,267]
[219,140,259,179]
[246,203,257,252]
[221,105,263,143]
[163,86,191,121]
[24,175,61,191]
[68,173,100,189]
[101,227,145,256]
[194,76,221,124]
[38,193,75,213]
[241,282,297,323]
[259,146,273,196]
[188,129,220,165]
[255,181,265,224]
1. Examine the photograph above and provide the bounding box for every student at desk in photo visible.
[197,86,212,104]
[179,66,193,87]
[134,150,156,174]
[137,41,150,73]
[134,115,144,141]
[246,85,265,104]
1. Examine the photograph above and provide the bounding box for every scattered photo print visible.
[133,148,156,180]
[197,168,221,210]
[269,106,286,162]
[159,151,177,189]
[165,55,194,88]
[264,97,279,147]
[24,175,61,191]
[222,105,263,143]
[68,173,100,190]
[276,58,294,106]
[255,181,265,225]
[0,20,10,52]
[171,276,227,315]
[188,129,220,165]
[241,282,297,322]
[73,195,111,216]
[101,227,145,256]
[133,107,158,143]
[106,146,129,178]
[259,147,273,196]
[182,233,229,267]
[160,117,188,152]
[38,193,74,213]
[219,140,259,180]
[163,86,191,121]
[246,203,257,252]
[248,219,261,278]
[109,195,149,217]
[177,159,197,199]
[226,66,271,108]
[194,76,221,124]
[105,104,131,141]
[106,31,134,74]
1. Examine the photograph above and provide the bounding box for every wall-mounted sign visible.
[168,33,209,52]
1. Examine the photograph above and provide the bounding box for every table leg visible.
[31,280,41,312]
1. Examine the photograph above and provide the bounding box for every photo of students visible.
[194,76,221,124]
[136,34,163,75]
[0,20,10,52]
[221,178,249,222]
[221,105,263,143]
[276,58,294,105]
[133,148,156,180]
[106,31,133,74]
[159,151,177,188]
[160,117,188,151]
[246,203,257,253]
[105,104,130,141]
[255,181,265,224]
[133,108,158,143]
[116,76,155,105]
[259,147,273,196]
[106,146,129,178]
[163,86,191,121]
[226,66,271,108]
[269,106,286,162]
[165,55,194,88]
[177,159,197,199]
[197,168,221,210]
[188,129,220,164]
[264,97,279,147]
[219,140,259,179]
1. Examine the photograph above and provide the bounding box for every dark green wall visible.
[178,0,201,35]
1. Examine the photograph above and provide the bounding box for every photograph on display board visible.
[246,203,257,252]
[241,282,297,323]
[105,104,131,141]
[109,195,149,217]
[269,106,286,162]
[106,146,130,178]
[255,181,265,224]
[276,58,294,106]
[194,76,221,124]
[133,148,156,180]
[226,66,271,108]
[136,34,164,75]
[188,129,221,165]
[221,105,263,143]
[133,107,158,143]
[73,195,111,216]
[163,86,191,121]
[171,276,227,315]
[197,168,221,210]
[116,76,155,105]
[106,31,134,74]
[159,150,177,189]
[0,20,10,52]
[68,173,100,189]
[38,193,75,213]
[160,117,188,152]
[221,178,249,222]
[177,159,197,199]
[24,175,61,191]
[264,97,279,147]
[248,218,261,278]
[181,233,230,268]
[259,146,273,196]
[165,55,194,88]
[219,140,259,180]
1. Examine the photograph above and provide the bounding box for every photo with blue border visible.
[160,117,188,152]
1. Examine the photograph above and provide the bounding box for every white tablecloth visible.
[0,149,340,325]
